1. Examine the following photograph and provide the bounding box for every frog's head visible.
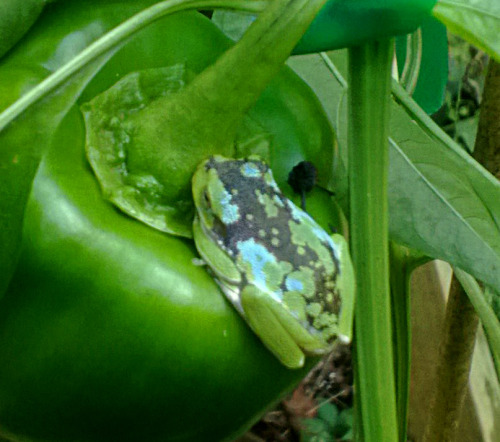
[193,155,234,232]
[192,155,266,230]
[191,155,243,285]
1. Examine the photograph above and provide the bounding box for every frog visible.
[192,155,355,369]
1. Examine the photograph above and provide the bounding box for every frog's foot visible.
[191,257,206,266]
[241,286,328,369]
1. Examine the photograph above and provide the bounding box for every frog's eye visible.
[212,215,227,238]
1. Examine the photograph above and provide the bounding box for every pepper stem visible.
[186,0,329,121]
[127,0,329,212]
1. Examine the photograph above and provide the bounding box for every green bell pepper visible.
[211,0,438,54]
[0,0,46,58]
[0,1,338,440]
[296,0,438,54]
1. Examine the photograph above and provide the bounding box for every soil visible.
[239,344,353,442]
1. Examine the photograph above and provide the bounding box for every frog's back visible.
[210,157,343,343]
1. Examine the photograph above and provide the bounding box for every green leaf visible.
[316,401,339,429]
[301,418,335,442]
[433,0,500,62]
[288,52,500,293]
[314,401,354,438]
[336,407,354,438]
[389,81,500,293]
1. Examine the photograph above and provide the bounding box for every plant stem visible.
[390,244,411,442]
[186,0,329,119]
[473,59,500,179]
[348,40,398,441]
[471,58,500,376]
[389,244,429,442]
[454,269,500,379]
[422,276,479,442]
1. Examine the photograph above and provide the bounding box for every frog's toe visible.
[241,287,306,369]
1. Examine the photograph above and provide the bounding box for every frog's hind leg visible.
[267,299,329,356]
[240,286,305,369]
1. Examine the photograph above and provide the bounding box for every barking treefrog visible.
[192,155,355,369]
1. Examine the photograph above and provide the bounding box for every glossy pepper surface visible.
[296,0,438,53]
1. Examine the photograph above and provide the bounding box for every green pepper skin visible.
[0,2,336,441]
[0,0,46,58]
[0,0,173,298]
[0,109,308,442]
[295,0,438,54]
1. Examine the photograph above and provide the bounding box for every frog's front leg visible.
[240,286,327,369]
[329,233,356,343]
